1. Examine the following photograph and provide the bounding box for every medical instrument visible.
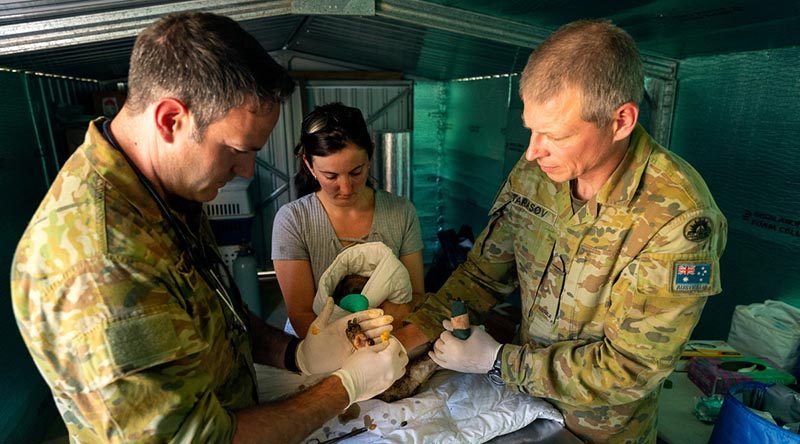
[308,426,368,444]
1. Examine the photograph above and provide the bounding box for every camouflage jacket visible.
[407,125,727,443]
[11,120,256,443]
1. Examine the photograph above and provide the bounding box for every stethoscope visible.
[101,119,249,334]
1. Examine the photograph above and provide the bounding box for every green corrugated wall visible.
[413,47,800,342]
[0,70,56,443]
[412,76,523,257]
[4,38,799,442]
[671,46,800,339]
[412,81,447,263]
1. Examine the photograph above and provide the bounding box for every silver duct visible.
[373,131,412,199]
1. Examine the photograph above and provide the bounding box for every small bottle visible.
[232,244,261,318]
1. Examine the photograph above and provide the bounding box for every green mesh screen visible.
[0,71,54,443]
[413,51,800,343]
[670,46,800,339]
[439,77,518,234]
[412,81,447,263]
[413,76,524,261]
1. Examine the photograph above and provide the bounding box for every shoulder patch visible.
[684,217,712,242]
[107,312,180,371]
[673,262,712,292]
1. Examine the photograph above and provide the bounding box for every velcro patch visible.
[107,312,180,372]
[673,262,713,292]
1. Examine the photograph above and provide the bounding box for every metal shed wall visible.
[670,46,800,338]
[0,8,799,443]
[0,69,98,444]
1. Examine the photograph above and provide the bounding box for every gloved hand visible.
[296,297,394,375]
[379,300,412,331]
[333,336,408,407]
[428,319,502,373]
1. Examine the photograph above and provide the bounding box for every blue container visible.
[710,382,800,444]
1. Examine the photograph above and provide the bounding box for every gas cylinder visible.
[232,244,261,318]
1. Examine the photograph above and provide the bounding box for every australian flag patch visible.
[673,262,712,292]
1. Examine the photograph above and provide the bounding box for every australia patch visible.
[684,217,712,242]
[673,262,712,292]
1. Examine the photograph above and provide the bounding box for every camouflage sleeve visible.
[56,257,235,443]
[405,179,519,340]
[503,207,727,406]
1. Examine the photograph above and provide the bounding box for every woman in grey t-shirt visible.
[272,103,424,337]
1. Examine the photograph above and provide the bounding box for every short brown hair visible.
[126,12,295,139]
[519,20,643,127]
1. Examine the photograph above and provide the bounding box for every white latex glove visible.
[296,297,394,375]
[332,336,408,407]
[428,319,502,373]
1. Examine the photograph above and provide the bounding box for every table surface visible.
[658,371,716,443]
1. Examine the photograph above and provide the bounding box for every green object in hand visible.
[339,293,369,313]
[451,299,471,340]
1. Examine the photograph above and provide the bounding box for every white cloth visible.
[304,370,564,444]
[312,241,412,318]
[260,242,411,402]
[283,241,411,336]
[259,244,562,442]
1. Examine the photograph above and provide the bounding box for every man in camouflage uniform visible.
[399,20,728,442]
[11,13,406,443]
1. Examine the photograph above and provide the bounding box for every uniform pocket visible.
[518,232,557,325]
[534,253,567,323]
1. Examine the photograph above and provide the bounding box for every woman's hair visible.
[294,102,375,197]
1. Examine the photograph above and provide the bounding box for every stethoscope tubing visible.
[101,119,248,333]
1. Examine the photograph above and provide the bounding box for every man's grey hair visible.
[520,20,644,127]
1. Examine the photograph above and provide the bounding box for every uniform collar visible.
[566,123,654,219]
[83,118,165,223]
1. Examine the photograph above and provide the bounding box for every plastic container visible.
[205,176,255,247]
[218,245,240,274]
[710,382,800,444]
[209,217,254,246]
[728,300,800,372]
[204,176,254,219]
